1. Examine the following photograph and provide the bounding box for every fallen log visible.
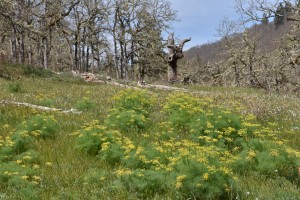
[1,100,82,114]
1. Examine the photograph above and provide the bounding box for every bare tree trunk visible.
[167,33,191,82]
[234,63,240,87]
[81,27,86,72]
[86,44,89,72]
[11,28,17,63]
[91,42,94,73]
[20,32,25,64]
[42,36,48,69]
[138,64,145,84]
[42,0,48,69]
[17,36,22,64]
[28,31,32,65]
[113,9,119,79]
[130,41,135,80]
[74,33,78,70]
[119,40,125,79]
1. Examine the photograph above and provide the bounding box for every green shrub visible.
[39,98,55,107]
[0,115,53,198]
[105,89,157,133]
[0,115,57,158]
[0,153,41,198]
[119,169,169,197]
[75,121,123,159]
[189,109,246,150]
[81,168,108,186]
[112,88,157,116]
[171,159,234,199]
[17,114,58,139]
[105,109,148,132]
[74,97,94,111]
[7,81,22,93]
[72,91,300,199]
[163,92,207,129]
[234,139,300,184]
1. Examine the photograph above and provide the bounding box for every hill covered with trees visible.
[182,1,300,93]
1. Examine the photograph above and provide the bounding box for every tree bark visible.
[167,33,191,82]
[43,36,48,69]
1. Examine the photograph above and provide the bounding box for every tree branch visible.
[179,37,191,51]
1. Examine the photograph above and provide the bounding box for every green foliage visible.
[74,120,236,199]
[119,169,169,197]
[234,139,300,184]
[112,88,157,116]
[7,81,22,93]
[74,121,122,158]
[105,89,157,133]
[74,97,94,111]
[164,92,260,150]
[17,114,58,139]
[73,90,300,198]
[105,109,148,132]
[0,113,59,198]
[24,66,54,77]
[81,168,108,186]
[39,98,55,107]
[0,161,40,191]
[163,92,209,128]
[171,159,233,199]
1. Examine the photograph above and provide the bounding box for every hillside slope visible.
[179,22,299,93]
[185,23,291,63]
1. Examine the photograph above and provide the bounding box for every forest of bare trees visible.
[183,0,300,93]
[0,0,299,93]
[0,0,176,81]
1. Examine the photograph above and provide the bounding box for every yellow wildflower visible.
[247,149,256,160]
[21,176,29,180]
[33,176,42,181]
[3,124,10,129]
[101,142,110,151]
[23,156,32,160]
[271,149,279,157]
[32,164,40,169]
[202,173,209,180]
[16,160,22,164]
[175,181,183,189]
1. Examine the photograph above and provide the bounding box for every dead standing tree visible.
[167,33,191,82]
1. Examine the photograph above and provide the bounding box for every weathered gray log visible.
[1,100,82,114]
[167,33,191,82]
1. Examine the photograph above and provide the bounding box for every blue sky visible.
[169,0,281,49]
[169,0,243,49]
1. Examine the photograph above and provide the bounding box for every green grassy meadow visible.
[0,64,299,199]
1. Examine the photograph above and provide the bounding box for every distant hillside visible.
[180,21,299,93]
[185,22,291,63]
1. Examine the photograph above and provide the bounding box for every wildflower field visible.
[0,64,299,199]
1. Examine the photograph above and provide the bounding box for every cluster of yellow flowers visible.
[73,89,300,198]
[0,136,14,147]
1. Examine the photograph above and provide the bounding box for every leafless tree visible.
[167,33,191,82]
